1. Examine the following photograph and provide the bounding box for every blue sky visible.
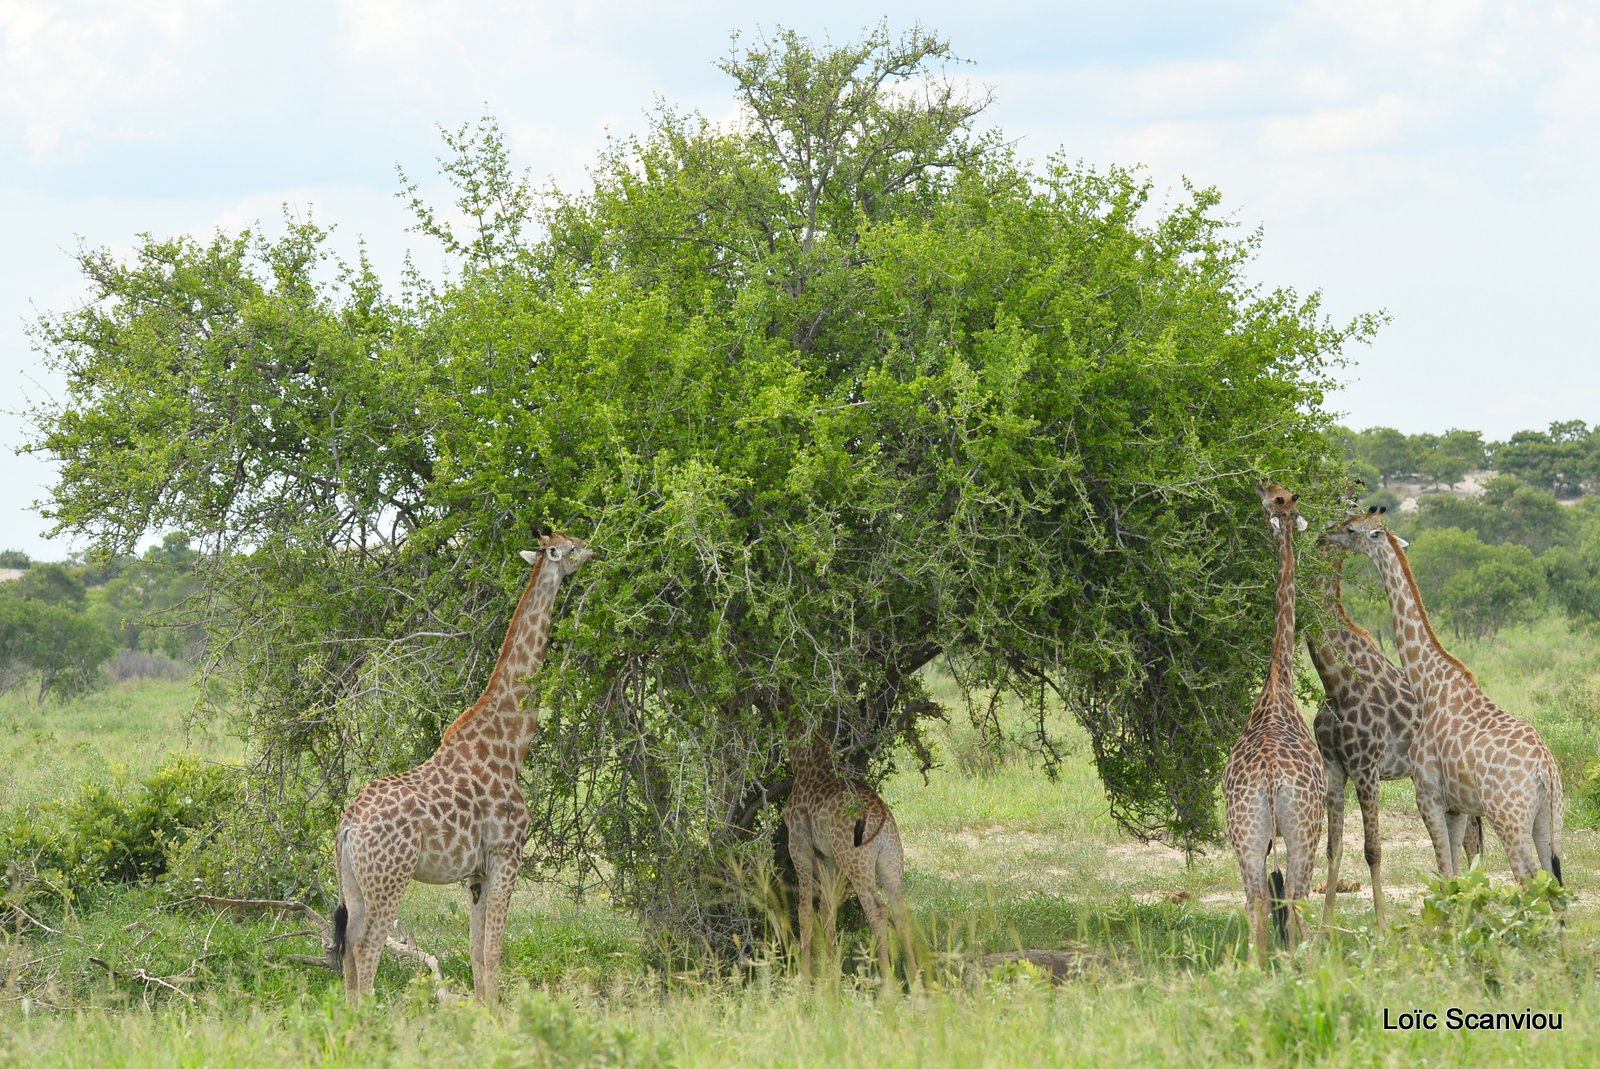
[3,1,1598,559]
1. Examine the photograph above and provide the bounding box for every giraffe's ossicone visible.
[331,527,595,1004]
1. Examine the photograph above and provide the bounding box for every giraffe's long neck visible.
[1369,532,1471,689]
[439,556,566,763]
[1266,514,1297,694]
[791,738,838,796]
[1313,556,1369,651]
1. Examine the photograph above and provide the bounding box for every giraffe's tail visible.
[1269,867,1288,944]
[332,903,349,961]
[1549,762,1565,886]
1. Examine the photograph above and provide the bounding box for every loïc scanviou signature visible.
[1383,1007,1563,1032]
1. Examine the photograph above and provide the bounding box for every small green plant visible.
[1409,858,1572,983]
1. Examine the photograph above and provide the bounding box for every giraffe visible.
[331,527,595,1003]
[1309,552,1482,928]
[1223,484,1326,967]
[1324,506,1563,888]
[784,730,916,988]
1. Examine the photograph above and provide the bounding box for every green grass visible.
[3,618,1599,1066]
[0,678,240,811]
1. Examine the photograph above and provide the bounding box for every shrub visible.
[0,756,239,911]
[110,647,190,683]
[1409,860,1572,984]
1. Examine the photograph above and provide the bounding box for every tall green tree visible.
[1359,427,1417,487]
[28,26,1375,940]
[0,596,116,701]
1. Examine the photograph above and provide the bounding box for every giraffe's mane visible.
[1386,528,1477,685]
[439,552,549,746]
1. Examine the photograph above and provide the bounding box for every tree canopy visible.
[28,26,1373,941]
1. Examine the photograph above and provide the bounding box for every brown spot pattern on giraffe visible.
[784,733,916,988]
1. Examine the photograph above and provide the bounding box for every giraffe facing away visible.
[784,731,916,988]
[1223,484,1326,967]
[1324,506,1563,887]
[1309,553,1482,928]
[332,528,595,1003]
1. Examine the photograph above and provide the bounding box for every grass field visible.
[2,618,1597,1067]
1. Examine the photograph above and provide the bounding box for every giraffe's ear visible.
[1295,514,1308,532]
[1395,536,1410,549]
[1269,515,1282,532]
[519,549,540,565]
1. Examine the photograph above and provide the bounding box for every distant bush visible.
[0,756,238,912]
[0,596,116,701]
[110,647,190,683]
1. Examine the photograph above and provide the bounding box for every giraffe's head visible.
[1322,505,1409,559]
[518,526,596,578]
[1256,482,1307,535]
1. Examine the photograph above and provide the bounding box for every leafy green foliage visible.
[85,533,206,662]
[1405,527,1546,640]
[1492,420,1598,498]
[0,756,237,911]
[26,27,1374,943]
[1412,860,1572,981]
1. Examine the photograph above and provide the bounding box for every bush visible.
[110,647,190,683]
[0,756,239,911]
[1408,860,1572,984]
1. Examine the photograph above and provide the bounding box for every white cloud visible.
[1259,93,1418,155]
[0,0,214,163]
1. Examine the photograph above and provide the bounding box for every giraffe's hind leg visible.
[338,828,405,1002]
[787,829,817,976]
[875,836,917,986]
[1490,810,1543,885]
[1234,841,1273,969]
[1353,770,1386,928]
[843,858,894,988]
[1323,763,1347,929]
[1277,788,1321,952]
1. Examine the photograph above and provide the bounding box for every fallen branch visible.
[88,955,194,1001]
[192,894,445,985]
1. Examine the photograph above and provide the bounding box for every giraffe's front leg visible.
[1323,762,1347,930]
[1353,772,1387,928]
[473,847,522,1004]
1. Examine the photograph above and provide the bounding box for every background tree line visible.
[0,534,202,701]
[1329,423,1600,643]
[1332,420,1600,498]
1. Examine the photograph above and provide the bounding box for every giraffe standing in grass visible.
[1223,484,1325,967]
[332,527,595,1003]
[1309,553,1481,928]
[1324,507,1563,887]
[784,731,915,988]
